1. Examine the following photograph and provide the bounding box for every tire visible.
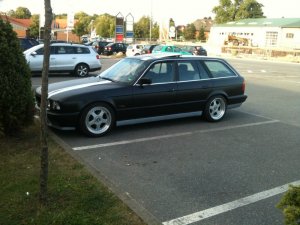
[74,63,89,77]
[204,95,227,122]
[79,103,115,137]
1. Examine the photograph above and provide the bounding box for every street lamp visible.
[90,19,94,40]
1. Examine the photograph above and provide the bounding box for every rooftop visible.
[214,18,300,28]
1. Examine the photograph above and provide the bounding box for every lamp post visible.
[90,19,94,41]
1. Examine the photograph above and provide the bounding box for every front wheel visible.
[204,96,227,122]
[79,103,115,137]
[74,63,89,77]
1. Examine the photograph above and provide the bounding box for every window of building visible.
[265,32,278,46]
[286,33,294,39]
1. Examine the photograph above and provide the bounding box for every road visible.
[32,58,300,225]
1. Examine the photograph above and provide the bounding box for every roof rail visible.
[152,53,181,59]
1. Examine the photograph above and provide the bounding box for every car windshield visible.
[98,58,148,84]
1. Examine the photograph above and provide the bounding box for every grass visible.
[0,123,147,225]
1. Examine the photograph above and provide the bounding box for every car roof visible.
[127,53,213,61]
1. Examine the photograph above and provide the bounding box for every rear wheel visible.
[80,103,115,137]
[204,95,227,122]
[74,63,89,77]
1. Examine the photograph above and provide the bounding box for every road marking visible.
[72,120,279,151]
[261,69,266,73]
[162,180,300,225]
[247,70,253,73]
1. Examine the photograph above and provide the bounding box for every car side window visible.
[57,46,67,54]
[177,61,201,81]
[35,47,44,55]
[75,47,90,54]
[144,62,174,84]
[204,61,236,78]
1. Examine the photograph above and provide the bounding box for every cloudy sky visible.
[0,0,299,25]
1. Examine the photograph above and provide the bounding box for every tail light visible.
[96,55,100,59]
[108,47,112,51]
[242,80,246,93]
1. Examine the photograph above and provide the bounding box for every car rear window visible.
[203,61,236,78]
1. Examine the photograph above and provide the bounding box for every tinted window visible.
[204,61,236,78]
[75,47,90,54]
[178,61,200,81]
[153,45,163,51]
[144,62,174,84]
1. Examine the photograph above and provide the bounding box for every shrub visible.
[0,18,34,136]
[277,185,300,225]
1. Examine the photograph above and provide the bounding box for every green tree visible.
[95,14,115,38]
[198,26,206,41]
[184,23,196,40]
[29,14,40,38]
[134,16,151,39]
[8,7,32,19]
[151,22,160,40]
[213,0,265,24]
[0,18,34,136]
[72,12,92,41]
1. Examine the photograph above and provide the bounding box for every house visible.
[0,14,31,37]
[193,17,214,40]
[208,18,300,49]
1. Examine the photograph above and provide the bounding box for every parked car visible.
[126,44,144,57]
[91,41,112,55]
[35,53,247,137]
[152,45,192,55]
[18,37,39,51]
[141,44,158,54]
[182,45,208,56]
[24,43,101,77]
[103,42,127,55]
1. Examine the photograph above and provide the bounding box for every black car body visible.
[19,38,39,51]
[183,45,208,56]
[92,41,112,55]
[141,44,158,54]
[35,54,247,136]
[103,43,127,55]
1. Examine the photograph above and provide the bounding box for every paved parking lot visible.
[36,58,300,225]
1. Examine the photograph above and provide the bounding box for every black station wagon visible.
[35,54,247,137]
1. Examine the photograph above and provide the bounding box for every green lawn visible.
[0,124,147,225]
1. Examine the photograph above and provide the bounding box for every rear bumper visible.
[227,94,247,105]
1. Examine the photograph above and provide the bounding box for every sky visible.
[0,0,299,25]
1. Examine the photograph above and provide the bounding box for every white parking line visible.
[72,120,279,151]
[162,180,300,225]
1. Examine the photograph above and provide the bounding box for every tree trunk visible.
[39,0,52,206]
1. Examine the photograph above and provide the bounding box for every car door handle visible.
[72,57,76,59]
[168,88,176,92]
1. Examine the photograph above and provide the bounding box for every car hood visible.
[35,76,112,98]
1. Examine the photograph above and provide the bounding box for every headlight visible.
[47,100,61,110]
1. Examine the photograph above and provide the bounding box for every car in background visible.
[35,53,247,137]
[126,44,144,56]
[182,45,207,56]
[103,43,127,55]
[18,37,39,51]
[152,45,192,55]
[141,44,158,54]
[91,41,112,55]
[24,43,101,77]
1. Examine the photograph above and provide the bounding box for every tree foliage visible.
[277,185,300,225]
[0,18,34,136]
[29,14,40,38]
[7,7,32,19]
[184,23,196,40]
[213,0,265,24]
[198,26,206,41]
[72,13,92,39]
[134,16,159,40]
[95,14,115,38]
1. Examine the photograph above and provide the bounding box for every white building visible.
[209,18,300,50]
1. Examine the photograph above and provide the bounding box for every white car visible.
[126,44,144,57]
[24,43,102,77]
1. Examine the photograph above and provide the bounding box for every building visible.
[209,18,300,50]
[0,14,31,37]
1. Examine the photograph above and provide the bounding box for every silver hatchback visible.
[24,43,102,77]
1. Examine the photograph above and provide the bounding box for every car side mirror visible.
[138,77,151,86]
[30,51,37,56]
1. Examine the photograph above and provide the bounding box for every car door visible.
[131,61,178,119]
[51,45,75,71]
[28,46,44,71]
[176,60,213,112]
